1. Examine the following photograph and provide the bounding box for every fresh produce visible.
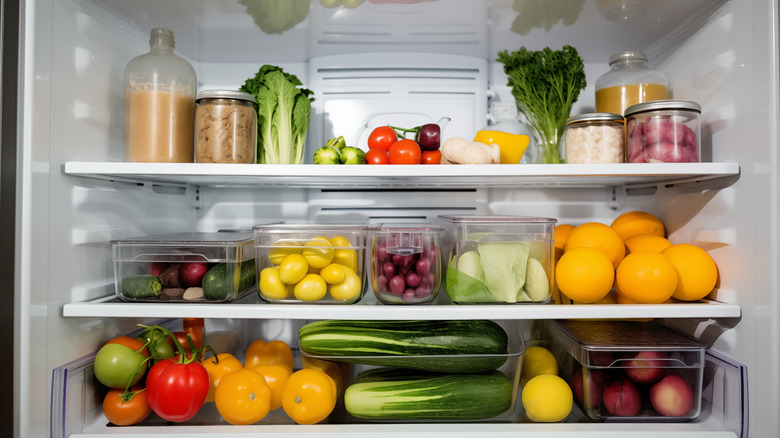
[244,339,295,370]
[239,0,310,35]
[615,251,678,304]
[520,346,558,384]
[120,274,162,299]
[339,146,366,164]
[313,145,341,164]
[179,262,209,287]
[215,368,273,425]
[301,356,348,396]
[365,148,390,164]
[390,122,445,151]
[441,137,500,164]
[312,136,366,164]
[298,320,509,373]
[281,368,338,424]
[367,126,399,151]
[571,368,611,410]
[610,210,666,241]
[202,353,244,403]
[259,235,363,303]
[251,363,293,410]
[624,351,668,385]
[102,385,151,426]
[649,373,694,417]
[145,357,210,422]
[445,241,550,303]
[555,247,614,303]
[421,149,442,164]
[388,138,422,164]
[602,378,642,416]
[521,374,573,422]
[239,64,314,164]
[94,338,149,389]
[371,235,441,304]
[345,368,513,420]
[136,329,175,363]
[200,260,256,301]
[661,243,719,301]
[497,45,587,164]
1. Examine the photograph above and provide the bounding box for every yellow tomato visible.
[268,240,302,265]
[328,266,362,301]
[214,368,272,425]
[252,363,293,411]
[282,368,337,425]
[259,266,290,300]
[202,353,244,403]
[244,339,295,370]
[319,263,346,284]
[302,237,334,269]
[278,253,309,284]
[294,273,328,301]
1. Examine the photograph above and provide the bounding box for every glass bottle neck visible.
[149,38,175,54]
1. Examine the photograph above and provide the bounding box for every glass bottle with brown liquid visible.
[595,51,668,116]
[123,28,197,162]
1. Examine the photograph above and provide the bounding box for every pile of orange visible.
[554,211,719,304]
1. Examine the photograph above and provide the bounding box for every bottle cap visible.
[609,51,647,65]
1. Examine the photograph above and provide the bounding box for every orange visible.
[555,247,615,303]
[624,233,673,254]
[554,224,575,260]
[661,244,719,301]
[563,222,625,269]
[615,251,678,304]
[610,211,665,241]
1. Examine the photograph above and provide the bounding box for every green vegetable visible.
[456,250,485,282]
[510,0,585,36]
[324,135,346,152]
[313,146,341,164]
[523,257,549,301]
[239,0,310,35]
[496,45,586,164]
[239,65,314,164]
[478,242,530,303]
[201,260,255,301]
[299,320,509,373]
[339,147,366,164]
[445,264,496,303]
[120,274,162,299]
[344,368,513,420]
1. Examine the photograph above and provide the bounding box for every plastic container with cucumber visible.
[111,231,256,303]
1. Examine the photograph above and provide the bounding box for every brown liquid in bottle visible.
[123,89,195,162]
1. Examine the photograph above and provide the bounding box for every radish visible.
[179,262,209,287]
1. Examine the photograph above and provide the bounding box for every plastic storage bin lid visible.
[112,231,255,262]
[439,215,557,224]
[368,222,444,256]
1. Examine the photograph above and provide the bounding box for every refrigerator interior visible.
[14,0,778,436]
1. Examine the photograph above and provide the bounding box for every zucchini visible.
[344,368,513,420]
[120,274,162,299]
[299,320,508,373]
[202,260,256,301]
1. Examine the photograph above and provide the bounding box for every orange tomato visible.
[214,368,272,425]
[301,356,346,396]
[102,385,151,426]
[389,139,422,164]
[244,339,295,370]
[202,353,244,403]
[281,368,337,425]
[421,149,442,165]
[252,363,293,410]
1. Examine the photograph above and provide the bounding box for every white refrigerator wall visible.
[14,0,779,437]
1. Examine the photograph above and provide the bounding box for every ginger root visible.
[441,137,500,164]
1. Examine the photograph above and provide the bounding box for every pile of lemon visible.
[554,211,719,304]
[520,345,573,423]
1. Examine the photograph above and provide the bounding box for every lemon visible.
[521,346,558,384]
[278,253,309,284]
[258,266,290,300]
[328,266,363,301]
[521,374,573,422]
[319,263,346,284]
[293,273,328,301]
[268,240,302,265]
[302,237,335,269]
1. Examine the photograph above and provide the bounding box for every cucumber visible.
[299,320,508,373]
[120,274,162,299]
[202,260,257,301]
[344,368,513,420]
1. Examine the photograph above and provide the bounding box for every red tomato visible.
[421,149,442,165]
[389,139,422,164]
[102,386,151,426]
[367,126,398,151]
[145,358,209,422]
[365,149,390,165]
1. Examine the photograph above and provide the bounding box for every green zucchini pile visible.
[298,319,515,421]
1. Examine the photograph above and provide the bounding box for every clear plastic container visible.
[549,320,706,422]
[561,113,625,164]
[367,223,445,304]
[123,28,197,163]
[438,215,556,304]
[253,224,368,304]
[624,99,702,163]
[595,51,668,116]
[195,90,258,164]
[111,232,256,303]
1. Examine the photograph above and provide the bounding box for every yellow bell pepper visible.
[202,353,244,403]
[281,368,337,425]
[244,339,295,370]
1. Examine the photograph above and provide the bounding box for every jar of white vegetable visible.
[560,113,625,164]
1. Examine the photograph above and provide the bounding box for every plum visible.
[625,351,669,385]
[649,374,694,417]
[179,262,209,287]
[602,378,642,416]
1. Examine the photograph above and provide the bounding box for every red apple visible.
[649,374,694,417]
[625,351,669,385]
[602,378,642,416]
[179,262,209,287]
[572,368,612,409]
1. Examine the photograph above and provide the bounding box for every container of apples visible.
[549,320,706,422]
[367,222,445,304]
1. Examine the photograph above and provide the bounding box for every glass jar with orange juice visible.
[595,51,668,116]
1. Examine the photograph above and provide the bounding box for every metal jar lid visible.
[609,50,647,65]
[196,89,257,104]
[566,112,624,126]
[624,99,701,117]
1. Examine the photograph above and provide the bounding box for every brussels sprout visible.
[313,147,341,164]
[324,136,347,151]
[340,147,366,165]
